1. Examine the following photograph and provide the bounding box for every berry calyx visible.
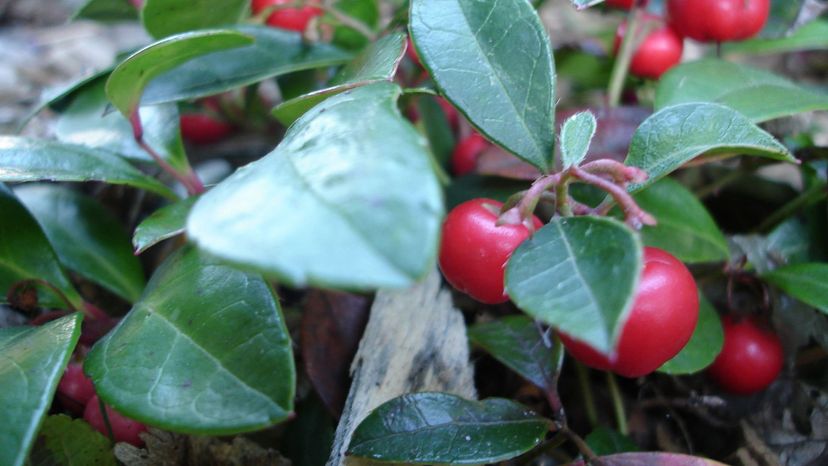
[667,0,770,43]
[251,0,322,32]
[559,247,699,377]
[84,395,147,447]
[451,133,488,176]
[57,362,96,415]
[180,113,234,145]
[708,316,783,394]
[439,198,542,304]
[614,15,684,79]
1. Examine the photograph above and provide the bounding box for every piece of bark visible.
[326,269,477,466]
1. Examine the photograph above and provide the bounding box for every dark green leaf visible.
[763,263,828,315]
[30,415,117,466]
[0,314,83,466]
[85,246,295,434]
[417,95,456,166]
[658,296,724,374]
[331,0,379,50]
[280,394,335,466]
[560,111,597,169]
[506,216,642,354]
[723,20,828,55]
[188,82,442,290]
[568,452,729,466]
[142,0,248,39]
[72,0,138,22]
[272,32,405,126]
[15,185,145,303]
[410,0,556,172]
[0,185,83,309]
[625,103,793,192]
[656,59,828,123]
[133,197,197,254]
[469,316,563,391]
[585,427,639,456]
[347,393,548,464]
[0,136,175,199]
[445,175,528,209]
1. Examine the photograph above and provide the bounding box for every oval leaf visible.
[658,296,724,374]
[30,415,117,466]
[506,216,642,354]
[85,246,295,434]
[723,20,828,55]
[142,0,248,39]
[188,82,443,289]
[15,185,145,303]
[568,452,729,466]
[0,313,83,466]
[133,196,197,254]
[347,393,549,464]
[410,0,556,172]
[72,0,138,22]
[763,263,828,315]
[561,111,597,169]
[626,103,794,192]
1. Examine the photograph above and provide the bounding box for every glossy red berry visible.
[559,247,699,377]
[57,363,96,415]
[84,395,147,446]
[439,199,542,304]
[180,113,234,145]
[667,0,770,42]
[614,15,684,79]
[451,133,488,176]
[252,0,322,32]
[708,316,783,394]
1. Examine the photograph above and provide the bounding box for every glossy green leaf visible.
[0,314,83,466]
[142,0,248,39]
[133,197,196,254]
[763,263,828,315]
[724,20,828,55]
[656,59,828,123]
[55,78,189,172]
[72,0,138,22]
[331,0,379,50]
[468,316,563,391]
[658,297,724,374]
[625,103,794,192]
[560,111,597,169]
[188,82,443,289]
[0,185,83,309]
[631,178,729,263]
[142,25,352,106]
[568,452,729,466]
[30,415,117,466]
[347,393,549,464]
[15,185,144,303]
[0,137,175,199]
[272,32,405,126]
[585,427,639,456]
[85,247,294,434]
[106,30,254,117]
[410,0,556,172]
[506,216,642,354]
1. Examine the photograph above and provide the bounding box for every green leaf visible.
[72,0,138,22]
[445,175,528,209]
[55,77,189,172]
[142,0,248,39]
[723,20,828,56]
[656,59,828,123]
[133,197,196,254]
[0,185,83,309]
[272,32,405,126]
[188,82,443,290]
[85,246,295,434]
[763,263,828,315]
[331,0,379,50]
[416,95,456,166]
[30,415,117,466]
[658,296,724,374]
[506,216,642,354]
[106,30,254,117]
[15,185,145,303]
[142,25,352,106]
[585,427,639,456]
[0,314,83,466]
[410,0,556,172]
[630,178,729,263]
[625,103,794,192]
[560,111,597,169]
[347,393,548,464]
[0,136,175,199]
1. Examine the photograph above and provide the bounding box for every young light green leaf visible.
[133,196,197,254]
[658,297,724,374]
[348,393,549,464]
[506,216,642,354]
[29,415,117,466]
[410,0,556,172]
[723,20,828,55]
[656,59,828,123]
[560,111,597,169]
[625,103,794,192]
[142,0,248,39]
[72,0,138,22]
[85,246,295,434]
[0,314,83,466]
[763,263,828,315]
[0,136,175,199]
[15,185,145,303]
[188,82,443,290]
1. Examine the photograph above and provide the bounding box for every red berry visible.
[180,113,234,145]
[559,247,699,377]
[708,316,783,394]
[252,0,322,32]
[439,199,542,304]
[605,0,648,9]
[667,0,769,42]
[57,363,96,415]
[84,395,147,446]
[451,133,488,176]
[614,15,684,79]
[436,97,459,132]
